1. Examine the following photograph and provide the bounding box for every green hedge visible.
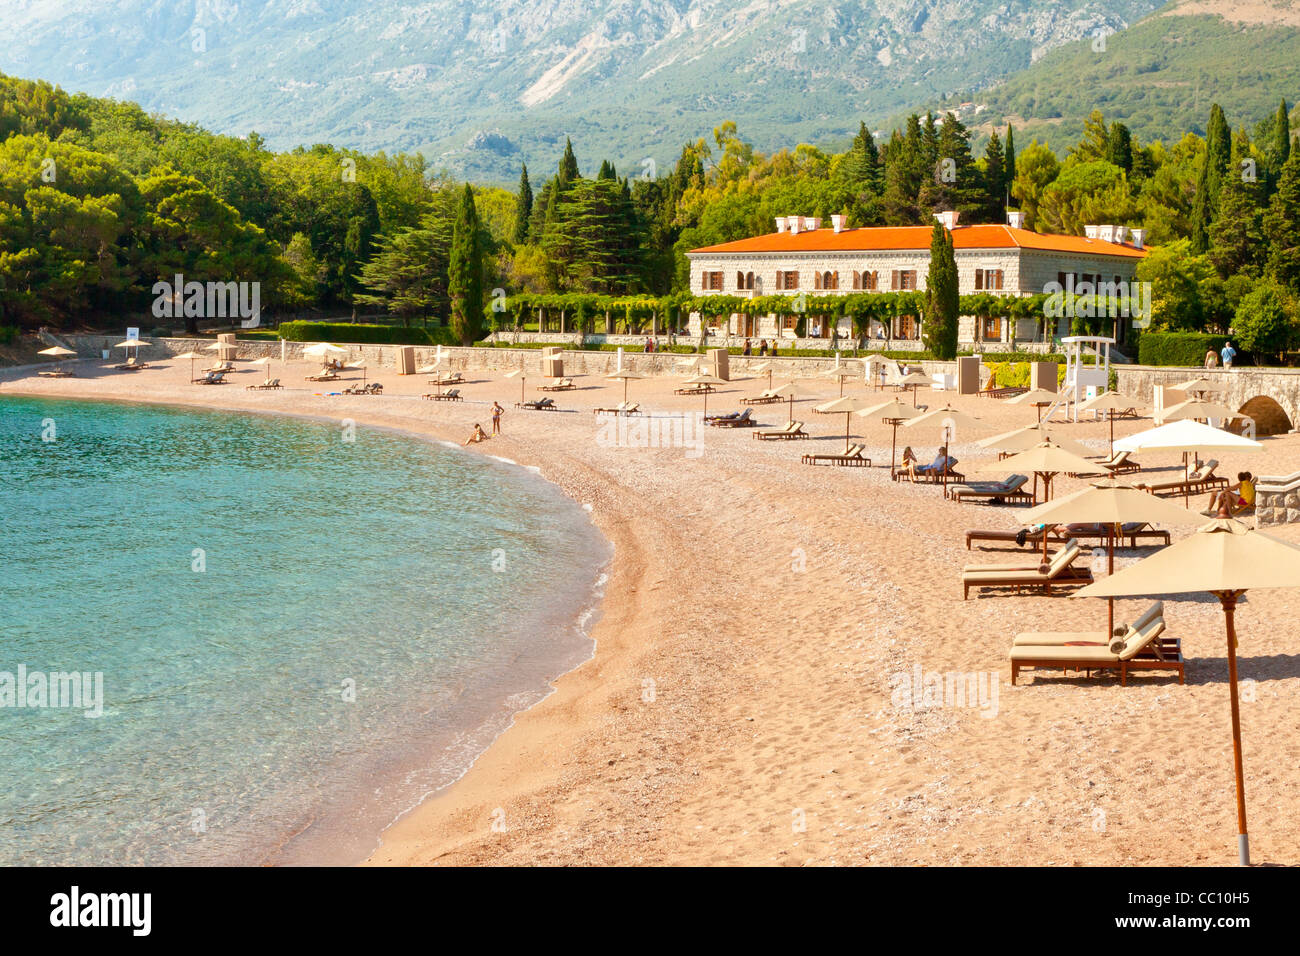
[269,322,460,346]
[1137,332,1226,367]
[0,325,19,346]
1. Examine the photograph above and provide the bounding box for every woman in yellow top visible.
[1206,472,1255,516]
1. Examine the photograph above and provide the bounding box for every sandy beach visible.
[6,353,1300,867]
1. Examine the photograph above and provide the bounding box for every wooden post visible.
[1218,589,1250,866]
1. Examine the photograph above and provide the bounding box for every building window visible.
[891,270,917,291]
[745,271,756,290]
[701,271,724,291]
[981,316,1001,340]
[864,270,878,290]
[975,269,1004,291]
[776,270,799,291]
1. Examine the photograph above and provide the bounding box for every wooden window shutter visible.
[891,270,899,290]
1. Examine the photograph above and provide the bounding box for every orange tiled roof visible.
[689,223,1147,259]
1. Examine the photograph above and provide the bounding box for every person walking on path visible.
[1221,340,1237,369]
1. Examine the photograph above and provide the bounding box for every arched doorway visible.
[1238,396,1293,436]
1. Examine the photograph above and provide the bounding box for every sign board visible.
[126,327,140,342]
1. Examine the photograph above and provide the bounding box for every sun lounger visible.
[948,474,1032,505]
[516,397,558,411]
[205,361,235,373]
[742,388,784,405]
[306,369,339,382]
[801,444,872,467]
[898,454,962,484]
[37,369,76,378]
[1137,460,1227,497]
[961,539,1093,599]
[594,402,642,416]
[194,370,227,385]
[1010,608,1184,685]
[537,377,574,391]
[245,378,282,390]
[965,522,1171,550]
[979,385,1028,398]
[429,372,463,385]
[422,388,462,401]
[1071,449,1141,477]
[1013,602,1164,646]
[710,408,755,428]
[675,383,715,395]
[343,382,383,395]
[114,357,148,370]
[753,421,808,440]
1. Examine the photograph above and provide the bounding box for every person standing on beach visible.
[1221,340,1237,369]
[491,401,503,435]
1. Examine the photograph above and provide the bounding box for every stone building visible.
[685,211,1148,348]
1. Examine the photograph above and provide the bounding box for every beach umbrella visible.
[345,359,367,387]
[897,370,931,406]
[856,398,921,476]
[979,440,1098,504]
[1005,387,1060,423]
[749,361,775,390]
[977,423,1094,459]
[820,366,857,397]
[1021,477,1198,628]
[205,340,239,360]
[1174,376,1228,396]
[37,345,76,370]
[113,339,147,360]
[903,404,985,490]
[1079,390,1148,454]
[173,350,204,381]
[1077,514,1300,865]
[815,395,877,452]
[607,368,645,404]
[1115,419,1262,503]
[683,373,728,419]
[1162,399,1241,426]
[248,356,272,381]
[504,368,526,402]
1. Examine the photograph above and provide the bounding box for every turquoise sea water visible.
[0,396,609,865]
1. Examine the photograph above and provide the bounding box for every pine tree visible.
[1191,104,1231,253]
[448,184,484,345]
[923,221,959,360]
[882,128,920,225]
[840,121,883,224]
[1265,149,1300,294]
[512,163,532,244]
[922,113,981,221]
[596,159,615,180]
[1106,122,1133,173]
[559,137,580,184]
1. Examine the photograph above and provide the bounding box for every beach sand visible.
[6,353,1300,866]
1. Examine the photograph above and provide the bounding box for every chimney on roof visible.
[831,214,845,233]
[1006,210,1025,230]
[808,217,822,230]
[933,210,959,230]
[774,216,787,233]
[1130,228,1146,249]
[788,215,801,235]
[1084,225,1101,240]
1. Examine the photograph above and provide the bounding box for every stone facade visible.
[686,226,1143,347]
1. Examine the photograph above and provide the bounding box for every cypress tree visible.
[1004,124,1016,196]
[1265,149,1300,294]
[1106,122,1133,173]
[982,130,1006,221]
[512,163,532,244]
[1209,131,1264,278]
[923,221,959,360]
[1273,98,1291,170]
[559,137,580,184]
[1191,104,1231,253]
[448,184,484,345]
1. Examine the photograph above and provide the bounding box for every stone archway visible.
[1238,395,1293,436]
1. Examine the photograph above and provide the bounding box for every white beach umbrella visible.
[173,350,204,380]
[1115,419,1261,504]
[607,368,645,403]
[504,368,526,402]
[683,373,728,418]
[815,394,878,452]
[856,398,921,475]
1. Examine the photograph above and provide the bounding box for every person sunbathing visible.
[1206,472,1255,516]
[914,446,953,476]
[464,423,489,445]
[899,446,919,481]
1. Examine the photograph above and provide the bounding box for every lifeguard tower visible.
[1045,335,1114,422]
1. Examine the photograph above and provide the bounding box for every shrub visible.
[272,322,461,346]
[150,327,172,338]
[0,326,19,346]
[1137,331,1225,366]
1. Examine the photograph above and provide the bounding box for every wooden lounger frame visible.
[1012,637,1185,686]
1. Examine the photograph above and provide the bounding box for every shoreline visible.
[7,358,1300,866]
